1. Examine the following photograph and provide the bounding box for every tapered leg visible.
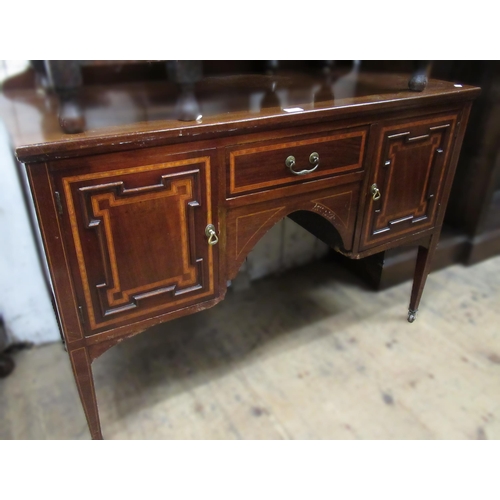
[408,234,439,322]
[68,347,103,439]
[45,61,86,133]
[166,61,203,121]
[408,61,432,92]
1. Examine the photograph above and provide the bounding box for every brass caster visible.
[407,309,417,323]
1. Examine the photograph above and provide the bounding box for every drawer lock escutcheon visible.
[205,224,219,246]
[285,152,320,176]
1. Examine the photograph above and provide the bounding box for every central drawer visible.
[226,126,368,198]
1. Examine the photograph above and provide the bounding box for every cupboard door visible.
[360,113,458,250]
[57,152,218,335]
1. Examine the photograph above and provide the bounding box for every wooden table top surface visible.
[0,70,480,163]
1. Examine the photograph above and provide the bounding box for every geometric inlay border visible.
[62,157,214,331]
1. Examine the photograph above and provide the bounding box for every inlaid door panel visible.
[56,152,218,335]
[360,113,458,250]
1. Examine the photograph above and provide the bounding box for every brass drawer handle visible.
[205,224,219,245]
[285,152,320,176]
[370,183,381,201]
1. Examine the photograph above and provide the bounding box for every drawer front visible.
[227,127,368,197]
[360,112,458,250]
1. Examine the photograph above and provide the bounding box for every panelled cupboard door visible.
[52,149,219,336]
[360,112,458,250]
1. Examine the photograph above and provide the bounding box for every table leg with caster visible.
[408,233,439,323]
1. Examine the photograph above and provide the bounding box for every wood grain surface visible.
[5,70,480,439]
[1,255,498,440]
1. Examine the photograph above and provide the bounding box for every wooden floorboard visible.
[1,255,499,440]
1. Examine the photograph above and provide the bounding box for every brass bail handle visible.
[285,152,320,176]
[205,224,219,245]
[370,183,381,201]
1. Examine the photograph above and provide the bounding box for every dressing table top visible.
[0,70,480,164]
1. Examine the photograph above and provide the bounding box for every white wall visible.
[0,120,61,344]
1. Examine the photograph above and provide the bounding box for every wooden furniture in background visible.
[0,66,479,439]
[437,61,500,265]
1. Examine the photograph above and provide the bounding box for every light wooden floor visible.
[1,255,499,440]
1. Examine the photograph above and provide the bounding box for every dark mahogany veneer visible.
[3,72,480,439]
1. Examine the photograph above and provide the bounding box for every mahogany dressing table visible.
[0,67,480,439]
